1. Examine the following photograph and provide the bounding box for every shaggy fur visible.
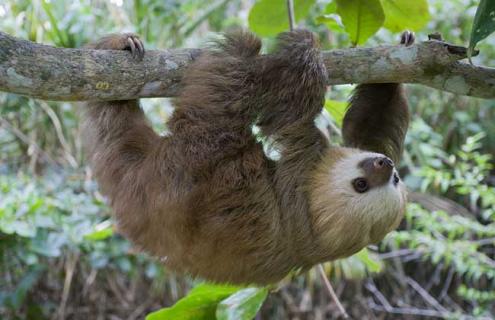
[83,30,410,285]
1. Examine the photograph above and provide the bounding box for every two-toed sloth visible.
[83,29,413,285]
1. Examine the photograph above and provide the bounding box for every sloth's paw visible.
[91,33,145,60]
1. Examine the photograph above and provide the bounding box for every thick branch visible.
[1,31,494,100]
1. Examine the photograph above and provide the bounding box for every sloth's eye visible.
[352,178,369,193]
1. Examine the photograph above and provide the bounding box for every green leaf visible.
[316,2,346,33]
[381,0,430,33]
[216,287,268,320]
[336,0,385,46]
[468,0,495,58]
[355,248,383,273]
[146,284,241,320]
[84,220,113,241]
[324,99,348,127]
[248,0,316,37]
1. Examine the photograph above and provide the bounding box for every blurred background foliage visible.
[0,0,494,319]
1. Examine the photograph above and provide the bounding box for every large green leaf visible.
[469,0,495,58]
[336,0,385,46]
[146,284,241,320]
[381,0,430,33]
[216,287,268,320]
[248,0,316,37]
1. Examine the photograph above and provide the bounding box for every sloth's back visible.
[111,136,296,284]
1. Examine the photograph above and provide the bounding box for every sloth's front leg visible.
[83,33,159,197]
[342,31,414,164]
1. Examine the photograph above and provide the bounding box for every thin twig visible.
[38,100,78,168]
[404,276,449,313]
[286,0,295,31]
[377,248,416,260]
[364,280,393,311]
[57,252,80,320]
[317,264,349,319]
[438,267,455,301]
[181,0,230,37]
[368,301,477,319]
[365,278,486,320]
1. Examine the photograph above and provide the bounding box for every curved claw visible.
[127,37,137,58]
[400,30,415,46]
[134,37,145,59]
[125,34,145,61]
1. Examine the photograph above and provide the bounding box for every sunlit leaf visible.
[355,248,383,273]
[84,220,113,241]
[146,284,241,320]
[469,0,495,58]
[248,0,316,37]
[216,287,268,320]
[324,99,348,127]
[381,0,430,33]
[336,0,385,45]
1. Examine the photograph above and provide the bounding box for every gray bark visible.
[1,31,494,101]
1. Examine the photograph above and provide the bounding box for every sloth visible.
[83,29,413,285]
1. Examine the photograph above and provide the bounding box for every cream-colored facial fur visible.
[309,147,407,262]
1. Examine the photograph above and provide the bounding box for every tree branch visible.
[1,31,494,101]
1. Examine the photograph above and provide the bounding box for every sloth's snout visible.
[373,156,394,170]
[359,156,394,187]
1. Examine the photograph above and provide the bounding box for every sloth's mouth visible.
[393,172,400,186]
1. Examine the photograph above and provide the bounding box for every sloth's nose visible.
[360,156,394,187]
[373,156,394,169]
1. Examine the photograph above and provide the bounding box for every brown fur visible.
[342,83,410,164]
[82,30,409,285]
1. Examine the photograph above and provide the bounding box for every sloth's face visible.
[309,148,407,261]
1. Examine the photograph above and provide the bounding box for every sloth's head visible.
[309,147,407,261]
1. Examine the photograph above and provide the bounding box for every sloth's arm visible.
[167,31,265,179]
[342,31,413,164]
[256,30,329,214]
[83,34,161,196]
[342,83,409,164]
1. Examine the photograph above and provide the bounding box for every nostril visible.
[373,157,386,169]
[384,157,394,167]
